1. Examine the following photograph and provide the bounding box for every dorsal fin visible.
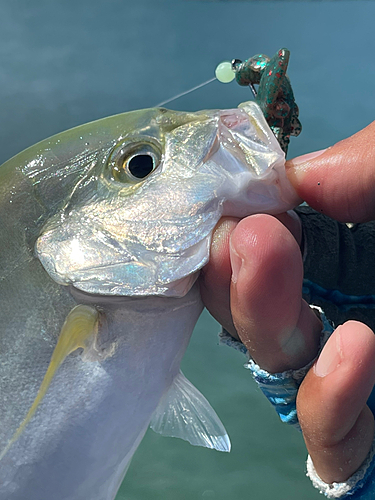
[150,371,231,452]
[0,304,100,461]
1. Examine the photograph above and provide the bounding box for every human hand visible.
[200,121,375,485]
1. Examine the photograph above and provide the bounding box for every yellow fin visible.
[0,304,100,461]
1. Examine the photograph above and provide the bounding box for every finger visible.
[297,321,375,483]
[286,121,375,222]
[200,212,303,342]
[229,214,322,372]
[200,217,240,339]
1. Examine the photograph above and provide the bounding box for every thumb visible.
[286,121,375,222]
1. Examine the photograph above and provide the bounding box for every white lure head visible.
[33,101,300,297]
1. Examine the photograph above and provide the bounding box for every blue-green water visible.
[1,1,375,498]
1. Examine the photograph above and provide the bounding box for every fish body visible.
[0,101,299,499]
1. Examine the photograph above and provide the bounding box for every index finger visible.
[286,121,375,222]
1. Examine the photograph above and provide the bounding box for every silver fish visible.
[0,101,299,500]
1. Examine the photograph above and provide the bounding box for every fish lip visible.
[68,285,138,304]
[37,240,201,298]
[68,274,199,303]
[219,109,251,130]
[67,272,200,298]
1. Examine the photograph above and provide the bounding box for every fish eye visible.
[108,139,162,184]
[127,153,155,179]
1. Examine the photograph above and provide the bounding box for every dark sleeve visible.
[296,206,375,332]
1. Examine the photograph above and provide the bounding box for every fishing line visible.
[155,61,236,108]
[155,78,216,107]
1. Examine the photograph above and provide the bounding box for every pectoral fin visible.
[150,371,231,452]
[0,304,100,461]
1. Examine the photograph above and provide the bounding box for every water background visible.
[1,1,375,498]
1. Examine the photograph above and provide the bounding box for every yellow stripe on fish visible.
[0,305,100,460]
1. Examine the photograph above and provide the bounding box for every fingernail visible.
[229,239,243,284]
[314,327,343,377]
[288,149,327,167]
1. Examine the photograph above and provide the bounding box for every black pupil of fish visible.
[128,154,154,179]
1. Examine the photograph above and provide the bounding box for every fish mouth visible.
[216,103,284,177]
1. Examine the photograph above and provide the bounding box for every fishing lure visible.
[216,47,301,154]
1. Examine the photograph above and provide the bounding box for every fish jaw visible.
[34,101,299,298]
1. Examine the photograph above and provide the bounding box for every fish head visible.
[32,101,300,297]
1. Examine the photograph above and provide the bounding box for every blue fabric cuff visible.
[219,307,333,429]
[245,359,311,429]
[245,308,333,429]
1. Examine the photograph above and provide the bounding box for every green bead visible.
[215,61,235,83]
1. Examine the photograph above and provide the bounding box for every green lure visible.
[232,48,302,154]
